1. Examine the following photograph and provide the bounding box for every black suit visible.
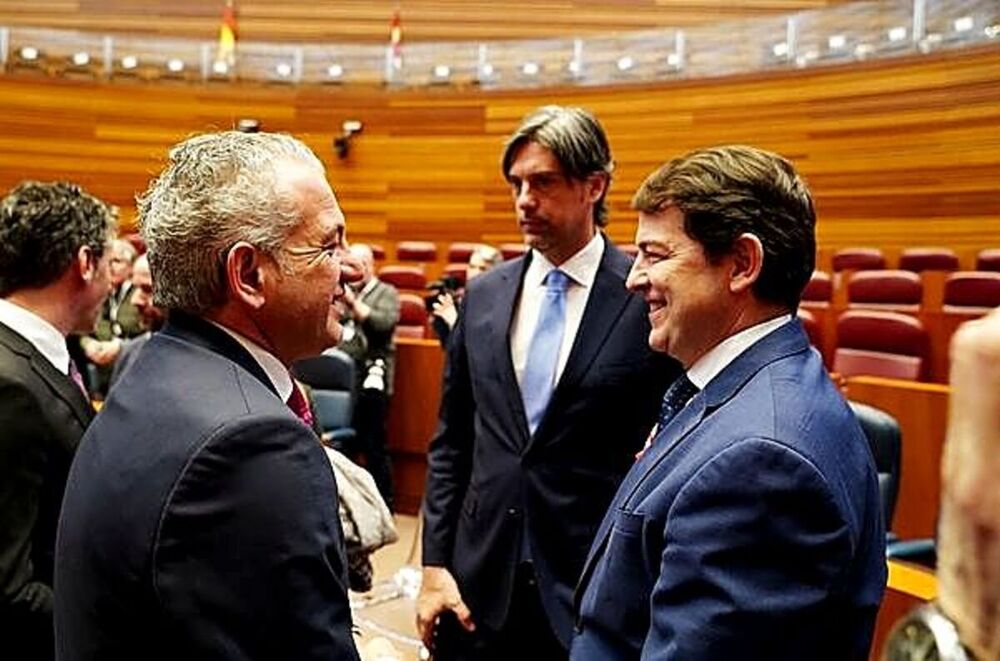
[0,321,93,661]
[54,312,358,661]
[422,237,678,653]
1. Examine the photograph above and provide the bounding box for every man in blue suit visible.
[418,106,678,659]
[572,145,887,660]
[55,132,360,660]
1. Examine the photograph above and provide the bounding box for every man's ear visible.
[225,242,267,309]
[585,172,609,205]
[729,233,765,294]
[76,245,96,283]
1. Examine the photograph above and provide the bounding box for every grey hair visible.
[111,238,138,264]
[501,105,614,227]
[137,131,324,314]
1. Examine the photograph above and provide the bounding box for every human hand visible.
[431,293,458,329]
[85,339,122,366]
[416,566,475,650]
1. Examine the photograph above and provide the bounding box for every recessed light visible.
[521,61,539,76]
[72,52,90,66]
[19,46,39,61]
[166,58,185,73]
[121,55,138,70]
[617,56,634,71]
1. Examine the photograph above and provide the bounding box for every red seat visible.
[396,293,428,338]
[377,265,426,290]
[500,243,528,260]
[443,263,468,285]
[797,308,822,349]
[447,242,479,263]
[833,310,928,381]
[396,241,438,262]
[976,249,1000,272]
[943,271,1000,308]
[898,247,959,272]
[847,270,922,306]
[832,247,885,272]
[802,270,832,302]
[369,244,386,260]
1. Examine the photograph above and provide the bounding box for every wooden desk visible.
[846,376,950,541]
[386,337,445,513]
[871,561,938,660]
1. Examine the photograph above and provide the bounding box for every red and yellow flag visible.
[389,8,402,70]
[215,0,238,69]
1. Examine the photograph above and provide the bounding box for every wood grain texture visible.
[1,46,997,263]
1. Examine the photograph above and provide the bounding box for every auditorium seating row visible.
[799,268,998,383]
[830,246,1000,272]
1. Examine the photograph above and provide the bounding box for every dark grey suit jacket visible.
[55,312,359,661]
[422,236,679,646]
[0,321,93,660]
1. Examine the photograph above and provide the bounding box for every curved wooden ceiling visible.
[0,0,855,44]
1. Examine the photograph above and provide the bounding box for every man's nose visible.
[625,260,645,292]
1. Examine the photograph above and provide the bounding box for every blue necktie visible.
[657,374,699,430]
[521,269,571,435]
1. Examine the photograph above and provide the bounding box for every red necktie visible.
[68,360,89,398]
[286,380,315,428]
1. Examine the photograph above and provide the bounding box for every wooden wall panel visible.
[0,45,998,264]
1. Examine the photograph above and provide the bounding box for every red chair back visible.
[447,242,479,263]
[834,310,928,380]
[847,270,922,305]
[378,265,427,290]
[443,263,468,285]
[500,243,528,260]
[396,241,438,262]
[898,247,959,272]
[976,249,1000,272]
[943,271,1000,308]
[797,308,822,348]
[832,247,885,272]
[396,293,428,338]
[802,270,833,302]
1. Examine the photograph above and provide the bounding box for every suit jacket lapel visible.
[574,319,811,607]
[488,256,533,448]
[0,322,93,427]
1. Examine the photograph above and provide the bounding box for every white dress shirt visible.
[0,298,70,374]
[686,314,794,390]
[511,232,605,390]
[210,321,293,402]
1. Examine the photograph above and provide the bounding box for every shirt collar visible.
[0,298,69,374]
[208,321,293,401]
[686,314,793,390]
[526,231,605,289]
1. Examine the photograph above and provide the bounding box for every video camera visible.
[424,275,462,312]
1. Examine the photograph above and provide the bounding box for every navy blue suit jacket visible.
[422,237,678,645]
[54,313,358,661]
[571,320,886,660]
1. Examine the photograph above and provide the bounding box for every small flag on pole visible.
[215,0,238,72]
[389,8,403,70]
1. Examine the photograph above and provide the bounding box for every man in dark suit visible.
[0,181,114,661]
[338,242,400,508]
[418,106,678,659]
[571,146,886,660]
[55,132,361,660]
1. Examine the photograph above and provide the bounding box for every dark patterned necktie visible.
[286,380,315,428]
[657,374,699,430]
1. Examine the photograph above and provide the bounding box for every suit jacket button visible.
[507,507,518,517]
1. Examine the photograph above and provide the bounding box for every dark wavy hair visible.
[0,181,114,297]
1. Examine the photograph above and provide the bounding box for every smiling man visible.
[55,132,361,661]
[418,106,677,660]
[571,145,886,660]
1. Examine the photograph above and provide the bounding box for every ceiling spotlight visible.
[19,46,39,61]
[772,42,789,57]
[888,26,908,42]
[212,60,229,75]
[275,62,292,77]
[854,43,874,59]
[72,52,90,66]
[480,63,494,77]
[521,61,539,76]
[327,63,343,78]
[986,24,1000,38]
[953,16,974,32]
[433,64,450,79]
[666,53,681,67]
[828,34,847,50]
[567,60,581,75]
[121,55,138,70]
[166,58,185,73]
[616,56,634,71]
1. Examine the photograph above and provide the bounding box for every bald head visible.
[349,243,375,285]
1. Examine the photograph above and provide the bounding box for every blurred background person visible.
[337,242,400,510]
[430,244,503,345]
[0,181,114,661]
[108,253,166,388]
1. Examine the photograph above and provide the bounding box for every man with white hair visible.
[55,132,361,660]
